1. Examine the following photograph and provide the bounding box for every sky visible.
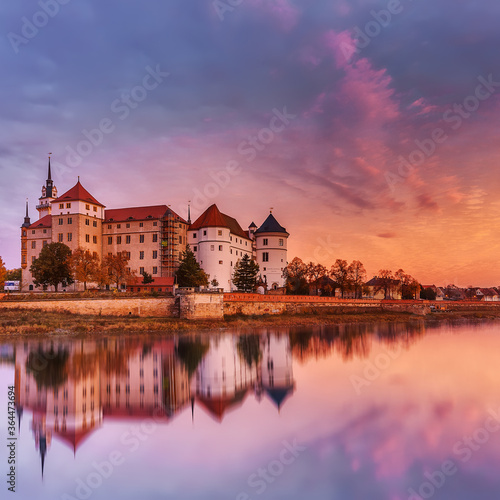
[1,0,500,286]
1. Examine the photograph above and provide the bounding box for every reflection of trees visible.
[237,335,262,367]
[289,322,428,363]
[26,345,69,390]
[176,336,209,377]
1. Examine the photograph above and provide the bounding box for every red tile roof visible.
[28,215,52,229]
[190,204,250,239]
[53,180,104,207]
[128,277,174,286]
[104,205,186,223]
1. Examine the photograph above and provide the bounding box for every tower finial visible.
[47,153,52,181]
[78,175,80,182]
[23,199,31,227]
[270,207,273,214]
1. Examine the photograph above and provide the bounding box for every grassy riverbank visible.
[1,307,500,336]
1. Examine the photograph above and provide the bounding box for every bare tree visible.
[330,259,352,298]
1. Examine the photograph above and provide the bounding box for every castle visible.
[21,158,289,292]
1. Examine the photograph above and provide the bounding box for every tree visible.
[348,260,367,299]
[232,253,260,292]
[395,269,420,299]
[210,278,219,288]
[0,256,6,288]
[102,252,134,289]
[330,259,352,298]
[284,257,309,295]
[30,243,74,292]
[6,268,21,281]
[176,245,209,287]
[420,286,437,300]
[305,262,327,295]
[375,269,398,299]
[142,271,154,284]
[71,247,100,291]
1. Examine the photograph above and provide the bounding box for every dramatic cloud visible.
[1,0,499,284]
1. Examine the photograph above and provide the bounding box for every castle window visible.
[179,236,182,243]
[66,203,71,208]
[139,222,144,227]
[117,224,121,228]
[58,233,63,242]
[139,235,145,243]
[58,218,63,225]
[43,229,47,233]
[126,252,131,259]
[108,237,113,244]
[85,219,90,226]
[152,234,158,242]
[93,206,97,212]
[85,204,90,210]
[153,250,157,259]
[263,252,269,262]
[219,260,223,265]
[230,249,232,254]
[108,224,112,229]
[140,267,144,275]
[32,230,35,234]
[153,222,157,226]
[210,245,214,251]
[193,246,197,251]
[67,233,72,242]
[153,267,158,274]
[22,256,26,264]
[218,230,222,236]
[263,238,268,246]
[193,233,197,238]
[31,241,36,249]
[93,236,97,244]
[93,220,97,227]
[140,251,144,260]
[126,236,131,244]
[219,245,223,251]
[203,230,207,236]
[59,204,64,209]
[279,239,284,246]
[43,241,47,247]
[126,223,130,228]
[117,236,122,244]
[85,234,90,243]
[31,256,36,263]
[68,218,72,225]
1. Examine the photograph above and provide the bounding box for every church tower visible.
[37,155,58,219]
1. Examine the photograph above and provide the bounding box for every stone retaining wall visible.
[0,297,178,317]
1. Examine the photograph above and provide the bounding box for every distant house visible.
[364,277,402,300]
[476,288,500,302]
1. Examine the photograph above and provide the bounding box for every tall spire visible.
[47,153,52,181]
[22,199,31,227]
[187,201,191,225]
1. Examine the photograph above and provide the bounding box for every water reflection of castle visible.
[13,332,295,475]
